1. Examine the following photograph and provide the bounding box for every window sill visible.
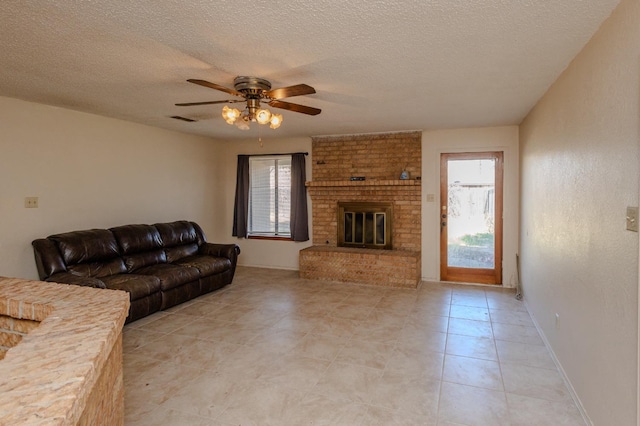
[248,234,293,241]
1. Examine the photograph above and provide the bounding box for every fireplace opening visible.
[338,202,393,249]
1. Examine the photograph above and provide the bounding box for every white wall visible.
[519,0,639,423]
[209,136,313,270]
[421,126,520,286]
[0,96,221,280]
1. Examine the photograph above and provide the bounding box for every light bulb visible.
[222,105,240,124]
[269,113,283,129]
[256,108,272,125]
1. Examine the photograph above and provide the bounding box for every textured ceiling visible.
[0,0,620,140]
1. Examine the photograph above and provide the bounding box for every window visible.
[248,155,292,237]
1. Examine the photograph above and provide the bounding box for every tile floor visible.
[123,267,585,425]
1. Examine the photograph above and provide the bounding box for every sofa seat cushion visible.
[101,274,161,301]
[135,263,200,291]
[173,255,232,277]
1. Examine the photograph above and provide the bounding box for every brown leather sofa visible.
[32,220,240,323]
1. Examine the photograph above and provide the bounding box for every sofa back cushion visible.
[111,224,166,272]
[50,229,120,265]
[154,221,198,247]
[111,224,163,254]
[155,221,201,262]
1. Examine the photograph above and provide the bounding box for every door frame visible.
[440,151,504,285]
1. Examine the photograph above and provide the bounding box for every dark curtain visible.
[232,155,250,238]
[290,153,309,241]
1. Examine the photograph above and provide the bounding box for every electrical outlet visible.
[426,194,435,202]
[626,206,638,232]
[24,197,39,208]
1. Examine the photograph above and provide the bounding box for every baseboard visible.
[523,298,593,426]
[237,263,299,272]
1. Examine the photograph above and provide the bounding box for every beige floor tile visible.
[501,363,573,402]
[159,370,250,419]
[451,293,488,308]
[496,339,556,369]
[282,392,370,425]
[309,315,361,338]
[246,326,308,354]
[259,354,330,392]
[167,300,224,317]
[438,381,510,426]
[490,307,535,327]
[216,381,304,426]
[448,317,494,338]
[367,372,440,417]
[328,302,375,320]
[446,333,498,361]
[134,333,242,369]
[450,304,490,321]
[124,403,217,426]
[384,346,445,381]
[364,405,438,426]
[352,318,404,343]
[397,328,448,354]
[403,313,449,335]
[443,354,504,390]
[288,332,347,361]
[140,312,198,334]
[312,362,383,404]
[411,299,452,317]
[492,322,544,345]
[122,328,165,353]
[335,338,396,369]
[507,393,586,426]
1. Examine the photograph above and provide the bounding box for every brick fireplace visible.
[299,131,421,288]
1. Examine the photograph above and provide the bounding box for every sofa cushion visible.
[50,229,120,265]
[135,263,200,292]
[155,221,198,247]
[67,257,127,278]
[165,243,199,263]
[123,249,167,273]
[101,274,161,301]
[111,224,163,255]
[173,255,231,277]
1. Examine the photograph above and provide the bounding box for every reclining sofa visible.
[32,220,240,323]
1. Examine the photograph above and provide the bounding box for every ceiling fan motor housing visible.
[234,76,272,98]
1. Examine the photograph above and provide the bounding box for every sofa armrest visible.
[46,272,107,289]
[199,243,241,259]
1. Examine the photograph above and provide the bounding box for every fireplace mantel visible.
[306,179,420,188]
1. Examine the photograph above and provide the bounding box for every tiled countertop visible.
[0,277,129,425]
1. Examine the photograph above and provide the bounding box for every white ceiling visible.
[0,1,620,141]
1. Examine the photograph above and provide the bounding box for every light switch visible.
[627,206,638,232]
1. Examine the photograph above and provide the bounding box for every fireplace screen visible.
[338,202,393,249]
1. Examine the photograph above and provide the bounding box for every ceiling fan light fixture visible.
[222,105,241,124]
[269,113,283,129]
[256,108,272,124]
[235,117,250,130]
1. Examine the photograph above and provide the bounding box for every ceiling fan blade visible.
[268,100,321,116]
[266,84,316,99]
[175,99,243,106]
[187,79,243,97]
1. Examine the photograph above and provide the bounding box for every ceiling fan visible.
[176,76,321,130]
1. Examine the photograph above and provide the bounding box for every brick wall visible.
[312,131,421,181]
[0,314,40,360]
[301,131,422,287]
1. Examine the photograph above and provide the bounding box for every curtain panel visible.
[232,155,250,238]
